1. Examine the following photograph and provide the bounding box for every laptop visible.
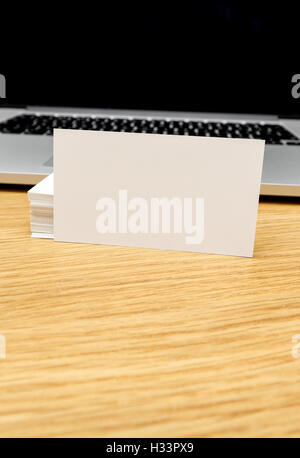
[1,2,300,196]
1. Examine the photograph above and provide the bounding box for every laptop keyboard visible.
[0,114,299,145]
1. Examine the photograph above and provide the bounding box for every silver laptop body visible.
[1,106,300,196]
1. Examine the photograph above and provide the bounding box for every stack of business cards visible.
[28,173,53,238]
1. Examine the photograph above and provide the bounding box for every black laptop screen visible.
[1,1,299,116]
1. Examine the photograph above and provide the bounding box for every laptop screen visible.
[1,2,299,116]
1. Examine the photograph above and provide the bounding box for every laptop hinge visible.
[0,103,27,109]
[279,113,300,119]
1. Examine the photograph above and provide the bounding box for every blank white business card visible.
[54,129,264,257]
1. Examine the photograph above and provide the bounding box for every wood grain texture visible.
[0,188,300,438]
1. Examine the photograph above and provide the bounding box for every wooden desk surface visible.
[0,188,300,438]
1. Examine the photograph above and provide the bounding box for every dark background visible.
[0,1,299,116]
